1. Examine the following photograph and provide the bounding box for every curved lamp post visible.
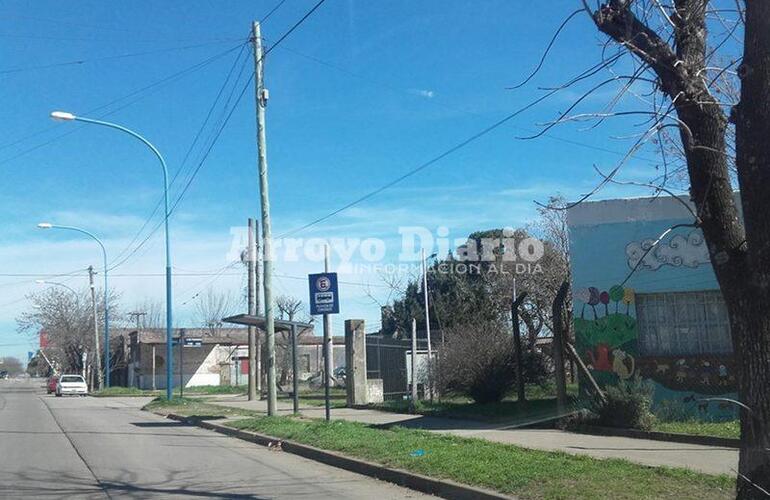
[35,279,79,301]
[51,111,174,399]
[38,223,110,386]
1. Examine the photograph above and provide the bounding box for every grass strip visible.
[144,396,258,418]
[652,420,740,440]
[92,385,246,398]
[225,415,734,500]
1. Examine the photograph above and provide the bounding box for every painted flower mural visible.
[574,284,637,386]
[574,284,736,404]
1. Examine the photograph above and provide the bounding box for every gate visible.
[365,335,429,400]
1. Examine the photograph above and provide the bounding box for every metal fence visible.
[365,335,430,400]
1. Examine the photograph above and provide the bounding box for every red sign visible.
[39,330,49,348]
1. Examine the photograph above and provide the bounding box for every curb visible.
[569,424,739,448]
[156,411,514,500]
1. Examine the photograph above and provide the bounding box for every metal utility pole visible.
[421,248,433,402]
[88,266,103,391]
[247,218,257,401]
[410,318,418,413]
[323,244,332,421]
[252,20,277,415]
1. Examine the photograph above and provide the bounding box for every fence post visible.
[512,290,528,403]
[552,280,570,413]
[344,319,367,406]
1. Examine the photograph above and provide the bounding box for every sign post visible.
[172,332,201,398]
[309,248,340,422]
[178,330,185,398]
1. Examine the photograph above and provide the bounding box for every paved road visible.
[0,379,430,499]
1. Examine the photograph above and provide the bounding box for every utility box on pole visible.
[344,319,367,407]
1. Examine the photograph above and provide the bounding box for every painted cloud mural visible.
[626,230,710,271]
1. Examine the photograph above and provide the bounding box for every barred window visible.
[636,291,732,356]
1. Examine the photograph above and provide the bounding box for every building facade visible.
[568,196,737,421]
[125,328,250,390]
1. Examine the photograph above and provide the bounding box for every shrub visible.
[653,398,692,422]
[590,377,655,430]
[436,321,546,404]
[520,349,550,386]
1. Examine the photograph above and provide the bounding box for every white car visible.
[56,374,88,397]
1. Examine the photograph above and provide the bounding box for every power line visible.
[3,14,239,41]
[109,1,329,273]
[0,39,244,75]
[0,43,245,162]
[260,0,328,58]
[0,31,241,44]
[261,0,289,23]
[277,90,558,239]
[106,68,254,272]
[107,43,251,266]
[271,41,661,165]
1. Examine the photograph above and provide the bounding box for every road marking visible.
[40,396,113,500]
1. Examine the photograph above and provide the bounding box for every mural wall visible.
[568,197,737,421]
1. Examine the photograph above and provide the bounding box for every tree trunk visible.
[728,296,770,498]
[731,2,770,496]
[589,2,770,496]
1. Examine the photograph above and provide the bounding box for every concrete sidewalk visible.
[207,395,738,476]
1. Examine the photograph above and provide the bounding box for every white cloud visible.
[409,88,435,99]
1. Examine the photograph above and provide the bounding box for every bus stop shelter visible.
[222,314,313,413]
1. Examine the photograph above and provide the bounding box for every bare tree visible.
[524,2,769,495]
[0,357,24,376]
[194,288,235,335]
[16,287,120,383]
[131,298,164,329]
[275,295,306,384]
[276,295,303,321]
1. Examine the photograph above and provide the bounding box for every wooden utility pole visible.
[252,20,277,415]
[128,311,146,331]
[88,266,103,391]
[511,279,527,403]
[255,219,262,394]
[247,218,257,401]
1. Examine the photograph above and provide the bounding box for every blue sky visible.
[0,0,668,362]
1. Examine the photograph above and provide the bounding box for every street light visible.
[50,110,175,399]
[35,279,79,301]
[38,223,110,386]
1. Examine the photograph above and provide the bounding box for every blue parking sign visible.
[309,272,339,315]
